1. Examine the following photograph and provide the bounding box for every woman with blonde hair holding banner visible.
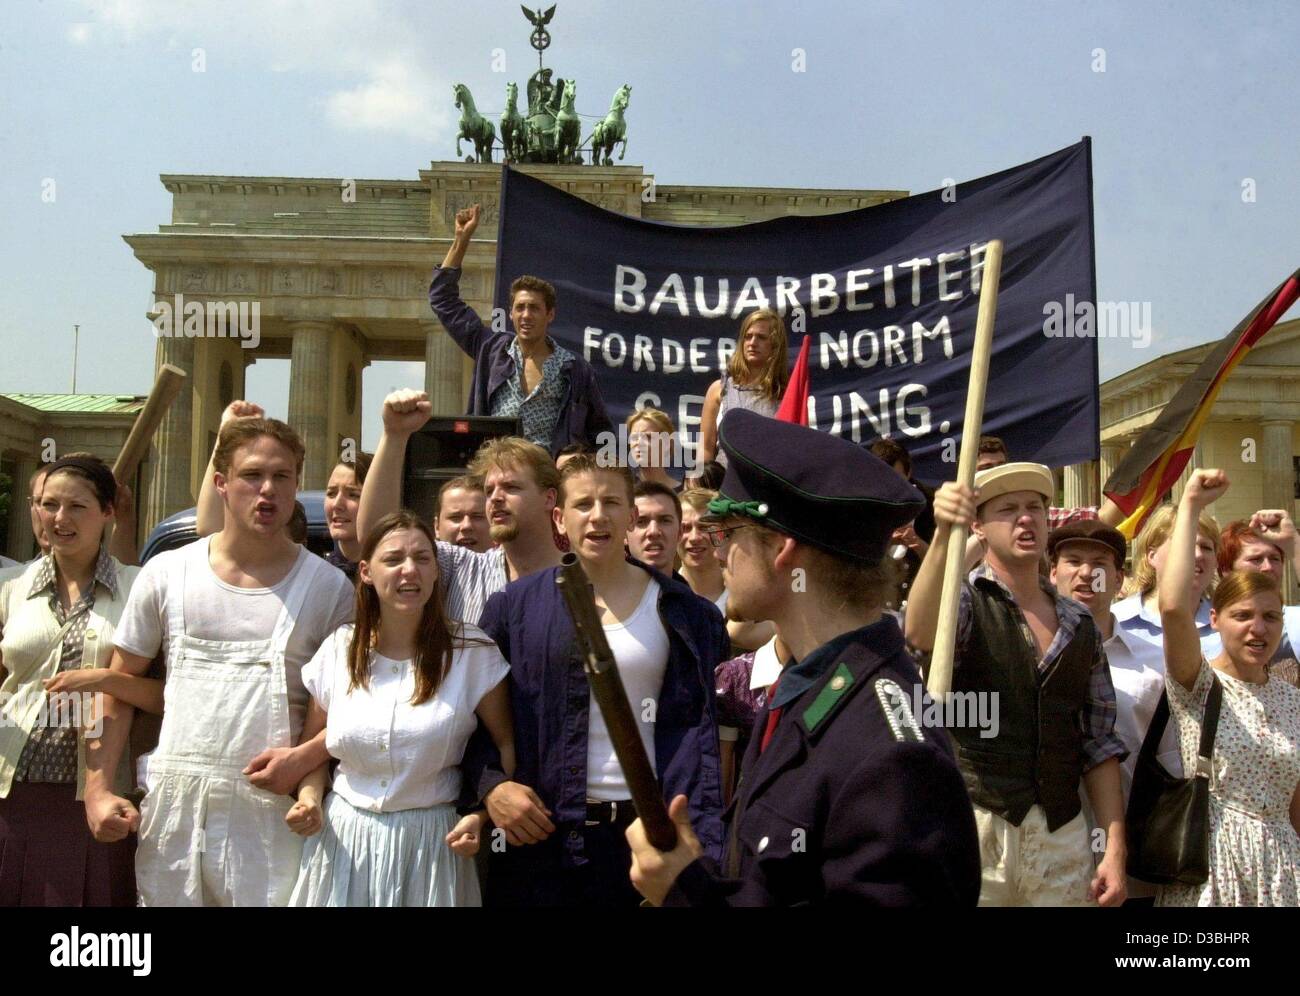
[699,309,789,467]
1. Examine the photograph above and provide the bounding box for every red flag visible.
[775,334,811,425]
[1104,269,1300,538]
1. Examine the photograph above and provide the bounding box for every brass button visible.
[830,675,847,691]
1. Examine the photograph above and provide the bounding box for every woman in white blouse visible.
[1158,469,1300,906]
[286,510,514,907]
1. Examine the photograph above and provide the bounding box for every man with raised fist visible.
[357,389,564,627]
[430,203,612,456]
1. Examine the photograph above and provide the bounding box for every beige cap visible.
[973,461,1055,507]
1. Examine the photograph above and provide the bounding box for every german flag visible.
[1104,269,1300,538]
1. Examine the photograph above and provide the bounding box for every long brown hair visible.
[349,510,484,705]
[727,308,789,402]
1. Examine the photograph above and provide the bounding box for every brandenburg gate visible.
[126,162,906,532]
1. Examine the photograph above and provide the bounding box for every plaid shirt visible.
[1048,505,1099,532]
[956,563,1127,772]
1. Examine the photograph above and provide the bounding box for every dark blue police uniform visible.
[663,409,981,906]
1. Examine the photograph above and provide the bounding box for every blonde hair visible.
[1127,502,1222,598]
[727,309,789,402]
[679,488,717,515]
[625,407,675,436]
[557,453,635,505]
[467,436,559,493]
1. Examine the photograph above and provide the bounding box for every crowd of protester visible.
[1,219,1297,907]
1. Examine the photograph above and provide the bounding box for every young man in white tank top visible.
[471,454,726,907]
[84,419,354,906]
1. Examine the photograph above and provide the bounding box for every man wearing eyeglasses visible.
[625,409,981,906]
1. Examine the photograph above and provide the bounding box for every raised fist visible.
[454,204,481,240]
[221,400,265,425]
[1250,508,1297,555]
[381,389,432,436]
[1183,468,1229,509]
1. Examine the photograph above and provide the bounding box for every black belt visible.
[585,799,636,828]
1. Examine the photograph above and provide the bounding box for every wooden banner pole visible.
[926,239,1004,697]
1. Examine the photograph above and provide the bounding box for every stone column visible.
[1099,443,1126,494]
[424,321,466,415]
[1261,419,1296,602]
[191,336,249,482]
[287,321,334,490]
[9,453,39,560]
[327,327,366,465]
[1063,462,1097,510]
[143,334,195,534]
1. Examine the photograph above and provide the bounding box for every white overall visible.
[135,543,324,907]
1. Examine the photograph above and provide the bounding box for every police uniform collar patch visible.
[801,662,854,733]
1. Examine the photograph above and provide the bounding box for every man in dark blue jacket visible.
[468,453,726,907]
[626,409,982,906]
[430,203,613,457]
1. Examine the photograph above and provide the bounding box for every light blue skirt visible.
[289,793,481,907]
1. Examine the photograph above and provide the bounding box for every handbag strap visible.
[1139,669,1223,776]
[33,615,82,672]
[1195,672,1223,775]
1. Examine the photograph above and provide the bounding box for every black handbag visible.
[1125,672,1222,886]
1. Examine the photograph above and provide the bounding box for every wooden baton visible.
[112,364,187,484]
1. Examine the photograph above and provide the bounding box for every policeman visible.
[626,410,981,906]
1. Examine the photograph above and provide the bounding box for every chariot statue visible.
[451,5,632,166]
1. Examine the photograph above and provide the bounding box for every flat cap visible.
[706,410,924,563]
[1048,519,1127,569]
[973,461,1055,508]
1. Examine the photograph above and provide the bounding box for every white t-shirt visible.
[303,623,509,812]
[587,578,669,801]
[713,589,729,616]
[114,539,355,742]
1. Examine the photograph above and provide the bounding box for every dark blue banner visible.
[495,140,1099,482]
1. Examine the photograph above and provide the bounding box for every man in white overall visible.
[83,419,354,906]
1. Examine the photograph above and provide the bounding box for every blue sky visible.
[2,0,1296,447]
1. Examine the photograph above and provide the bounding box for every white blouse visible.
[303,623,509,813]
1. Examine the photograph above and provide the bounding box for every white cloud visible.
[69,0,456,143]
[325,60,451,143]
